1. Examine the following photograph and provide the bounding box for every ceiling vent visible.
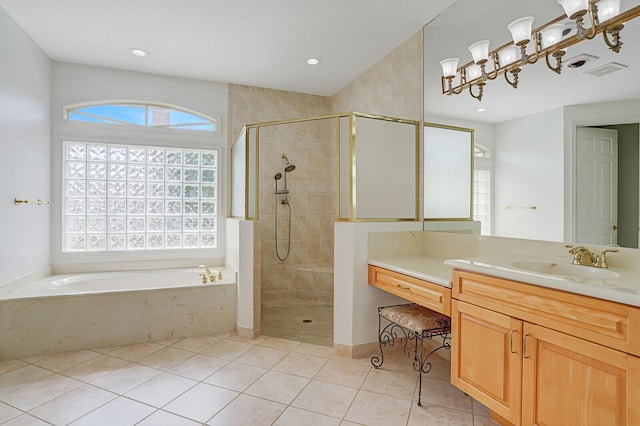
[584,62,628,77]
[565,53,599,69]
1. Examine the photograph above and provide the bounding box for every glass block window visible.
[65,103,217,132]
[63,141,218,252]
[473,169,491,235]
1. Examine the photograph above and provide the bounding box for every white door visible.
[576,127,618,245]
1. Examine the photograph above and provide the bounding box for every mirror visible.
[423,0,640,248]
[423,123,474,220]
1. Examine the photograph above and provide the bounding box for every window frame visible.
[52,101,226,267]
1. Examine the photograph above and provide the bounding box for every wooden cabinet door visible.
[522,323,640,426]
[451,300,523,425]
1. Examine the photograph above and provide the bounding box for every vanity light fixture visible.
[129,48,148,57]
[440,0,638,101]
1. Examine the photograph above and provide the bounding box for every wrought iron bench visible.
[371,303,451,406]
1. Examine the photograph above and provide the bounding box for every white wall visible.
[0,8,51,285]
[494,108,564,241]
[226,218,256,334]
[50,62,229,265]
[334,221,423,347]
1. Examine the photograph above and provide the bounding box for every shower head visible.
[274,172,283,180]
[281,154,296,173]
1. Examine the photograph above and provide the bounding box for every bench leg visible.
[371,311,385,368]
[415,332,452,406]
[371,316,412,369]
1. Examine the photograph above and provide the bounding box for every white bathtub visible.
[0,267,237,360]
[2,267,235,300]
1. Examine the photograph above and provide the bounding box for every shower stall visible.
[230,113,419,347]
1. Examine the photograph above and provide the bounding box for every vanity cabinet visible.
[367,265,451,316]
[451,270,640,426]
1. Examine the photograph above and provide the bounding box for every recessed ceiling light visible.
[306,57,320,65]
[129,48,148,57]
[477,107,487,112]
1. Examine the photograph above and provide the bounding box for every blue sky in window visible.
[75,105,145,125]
[70,104,214,131]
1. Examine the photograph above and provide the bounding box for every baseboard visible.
[333,342,379,359]
[236,326,257,340]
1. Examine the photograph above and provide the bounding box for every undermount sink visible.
[510,261,620,282]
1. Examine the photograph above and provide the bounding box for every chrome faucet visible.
[198,265,215,283]
[565,245,619,268]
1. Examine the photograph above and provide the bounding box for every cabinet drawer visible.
[453,269,640,357]
[368,265,451,316]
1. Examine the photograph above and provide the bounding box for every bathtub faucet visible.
[198,265,216,283]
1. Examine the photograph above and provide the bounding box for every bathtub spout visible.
[198,265,215,282]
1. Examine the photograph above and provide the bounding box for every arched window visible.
[65,102,217,132]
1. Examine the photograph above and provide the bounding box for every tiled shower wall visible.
[259,119,335,304]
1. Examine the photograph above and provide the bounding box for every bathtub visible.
[0,267,237,360]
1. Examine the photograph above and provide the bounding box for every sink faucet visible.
[594,248,619,268]
[565,245,619,268]
[198,265,215,282]
[565,245,595,266]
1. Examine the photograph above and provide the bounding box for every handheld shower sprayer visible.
[274,153,297,261]
[273,172,283,192]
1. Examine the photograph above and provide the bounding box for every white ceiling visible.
[0,0,456,97]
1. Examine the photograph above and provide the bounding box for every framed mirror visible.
[423,0,640,247]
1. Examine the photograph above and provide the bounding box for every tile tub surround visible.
[0,269,237,360]
[0,333,496,425]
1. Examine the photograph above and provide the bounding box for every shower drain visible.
[302,319,313,323]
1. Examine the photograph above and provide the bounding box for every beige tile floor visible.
[0,333,498,425]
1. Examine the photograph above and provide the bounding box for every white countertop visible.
[367,255,452,288]
[446,257,640,307]
[367,255,640,307]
